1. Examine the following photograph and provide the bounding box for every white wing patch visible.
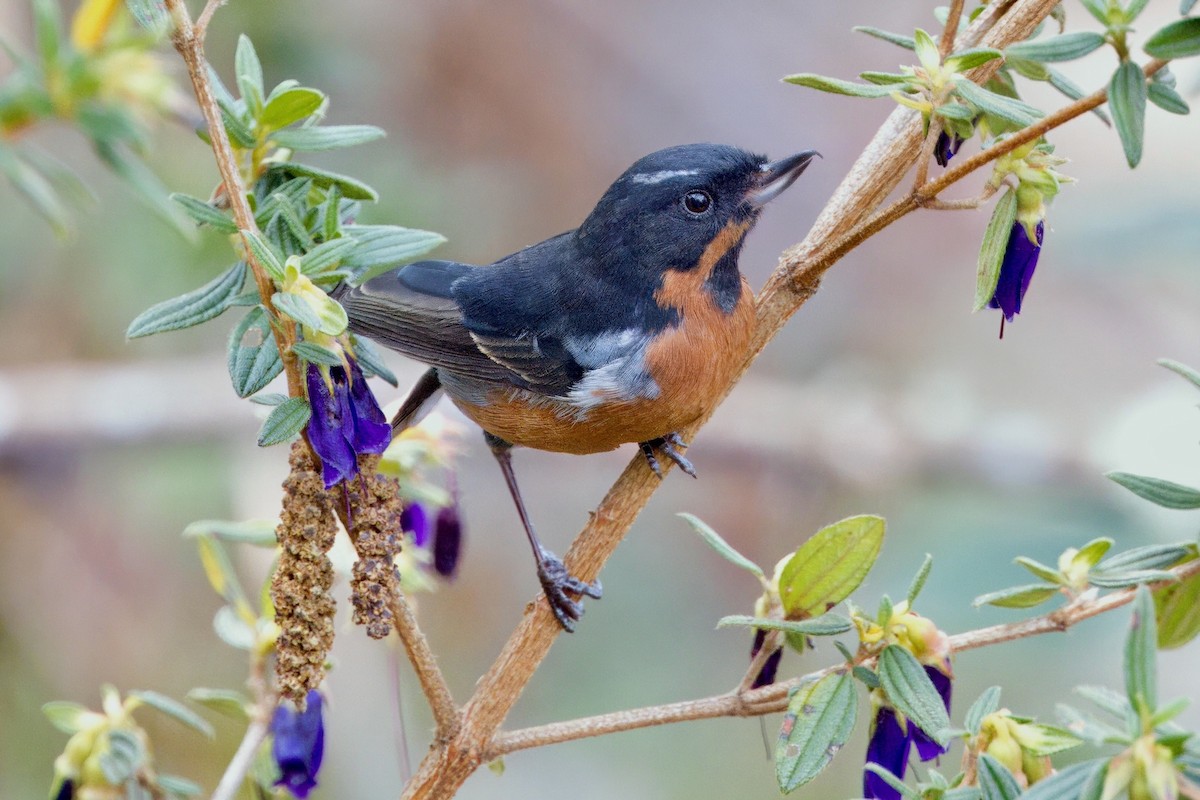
[561,329,659,416]
[628,169,700,185]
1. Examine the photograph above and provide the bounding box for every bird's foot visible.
[536,548,602,632]
[640,432,697,479]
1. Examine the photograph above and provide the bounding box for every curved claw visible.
[536,549,602,632]
[640,432,697,479]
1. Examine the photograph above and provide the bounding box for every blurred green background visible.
[1,0,1198,797]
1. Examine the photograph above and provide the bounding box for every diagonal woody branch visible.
[400,1,1071,797]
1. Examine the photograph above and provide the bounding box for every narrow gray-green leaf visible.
[257,396,311,446]
[977,753,1021,800]
[300,237,357,274]
[718,613,853,636]
[954,78,1044,126]
[974,189,1018,311]
[228,306,283,397]
[1124,585,1157,712]
[1076,685,1132,719]
[1056,703,1129,745]
[1158,358,1200,390]
[271,292,322,331]
[877,645,950,746]
[341,224,447,282]
[935,102,976,120]
[350,335,398,387]
[266,163,377,201]
[100,729,143,784]
[127,262,245,338]
[945,48,1004,72]
[782,73,898,98]
[1148,82,1190,114]
[1006,32,1106,62]
[1100,543,1196,573]
[170,193,238,233]
[234,34,264,114]
[1020,759,1107,800]
[272,125,386,151]
[852,26,916,50]
[240,230,285,280]
[679,513,764,579]
[775,672,858,792]
[157,774,202,797]
[860,71,912,85]
[1156,566,1200,648]
[906,554,933,606]
[1046,67,1111,124]
[291,340,344,367]
[260,87,325,131]
[42,701,97,734]
[1089,569,1177,588]
[183,518,278,547]
[130,690,215,738]
[863,764,921,798]
[965,686,1002,735]
[1015,556,1063,583]
[1106,471,1200,509]
[186,688,250,721]
[1145,17,1200,59]
[123,0,170,33]
[972,583,1059,608]
[1109,60,1147,168]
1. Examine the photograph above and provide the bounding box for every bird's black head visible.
[576,143,817,310]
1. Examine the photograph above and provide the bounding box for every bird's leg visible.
[639,432,697,479]
[484,432,602,631]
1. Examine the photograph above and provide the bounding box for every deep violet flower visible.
[400,503,430,548]
[863,664,953,800]
[988,220,1044,324]
[934,130,964,167]
[749,628,783,689]
[271,690,325,798]
[305,356,390,488]
[432,500,463,578]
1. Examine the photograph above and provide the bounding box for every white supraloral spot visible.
[629,169,700,185]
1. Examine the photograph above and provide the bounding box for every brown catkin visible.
[344,454,404,639]
[271,443,338,704]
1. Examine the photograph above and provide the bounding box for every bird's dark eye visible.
[682,190,712,215]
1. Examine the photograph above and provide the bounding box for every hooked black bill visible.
[748,150,821,207]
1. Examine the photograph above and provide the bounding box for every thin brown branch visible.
[388,593,462,742]
[400,2,1064,798]
[488,558,1200,757]
[210,649,274,800]
[940,0,966,57]
[194,0,225,40]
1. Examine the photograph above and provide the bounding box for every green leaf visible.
[953,78,1044,126]
[186,688,250,721]
[1158,358,1200,390]
[1013,723,1085,756]
[228,306,284,398]
[1056,703,1129,745]
[1006,32,1106,62]
[183,518,278,547]
[0,145,71,236]
[100,728,143,784]
[170,193,238,233]
[1148,82,1190,114]
[192,533,250,613]
[300,238,358,275]
[1145,18,1200,59]
[1019,759,1107,800]
[249,392,288,406]
[1076,685,1133,719]
[291,340,344,367]
[877,645,950,746]
[266,162,377,201]
[779,515,885,618]
[215,95,256,148]
[906,554,933,606]
[1099,543,1195,573]
[678,513,764,579]
[945,48,1004,72]
[965,686,1002,735]
[124,0,171,33]
[33,0,62,66]
[1078,0,1110,24]
[914,28,942,71]
[351,335,398,387]
[258,396,311,446]
[774,671,858,792]
[127,262,246,339]
[1015,556,1063,583]
[272,290,347,335]
[212,605,255,650]
[718,613,853,636]
[157,774,203,797]
[973,583,1059,608]
[943,790,982,800]
[240,230,285,281]
[852,26,916,50]
[1124,585,1157,713]
[863,764,920,799]
[272,125,386,151]
[1106,471,1200,509]
[1184,0,1199,13]
[974,189,1018,311]
[260,88,325,131]
[234,35,264,115]
[130,691,215,738]
[1089,569,1177,588]
[860,71,912,85]
[935,102,976,120]
[1155,566,1200,648]
[321,184,343,242]
[93,141,195,238]
[1074,537,1114,569]
[42,701,98,734]
[781,73,898,98]
[977,753,1021,800]
[340,224,448,282]
[1109,61,1147,168]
